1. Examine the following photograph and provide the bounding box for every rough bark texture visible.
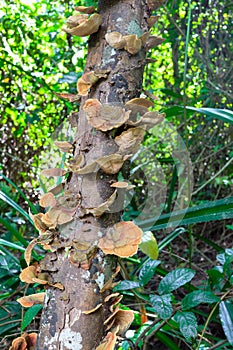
[37,1,150,349]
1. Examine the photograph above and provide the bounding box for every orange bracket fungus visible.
[105,31,151,55]
[115,127,145,155]
[96,331,117,350]
[98,221,143,257]
[77,70,109,96]
[9,333,37,350]
[63,13,102,37]
[76,153,131,175]
[83,99,131,131]
[74,5,96,14]
[17,293,45,308]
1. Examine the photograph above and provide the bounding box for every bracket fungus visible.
[17,293,45,308]
[126,110,165,130]
[63,13,102,37]
[56,92,81,102]
[96,331,117,350]
[147,15,159,27]
[19,265,48,285]
[77,71,108,96]
[83,99,131,131]
[98,221,143,257]
[145,35,165,50]
[74,5,95,14]
[9,333,37,350]
[115,127,145,155]
[76,153,131,175]
[105,31,150,55]
[54,141,74,153]
[84,190,117,217]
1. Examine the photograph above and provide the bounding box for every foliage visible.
[0,0,232,349]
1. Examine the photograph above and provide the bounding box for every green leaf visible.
[219,301,233,345]
[137,196,233,231]
[0,190,33,224]
[139,231,158,259]
[174,311,197,341]
[165,106,233,124]
[0,238,25,251]
[113,280,140,292]
[182,290,220,310]
[150,293,173,319]
[158,268,195,295]
[139,259,161,286]
[0,216,28,247]
[21,304,43,331]
[186,107,233,124]
[158,228,186,251]
[0,173,38,214]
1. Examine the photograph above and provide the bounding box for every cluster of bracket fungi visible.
[14,1,165,350]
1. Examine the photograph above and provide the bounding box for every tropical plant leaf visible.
[150,293,173,319]
[113,280,140,291]
[137,196,233,231]
[139,259,161,286]
[0,190,33,224]
[21,304,43,331]
[0,173,38,214]
[139,231,159,259]
[181,290,220,310]
[0,216,28,247]
[219,301,233,345]
[158,227,186,251]
[158,268,195,295]
[186,107,233,124]
[174,311,197,341]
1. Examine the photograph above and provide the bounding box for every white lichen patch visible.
[95,271,105,290]
[59,329,83,350]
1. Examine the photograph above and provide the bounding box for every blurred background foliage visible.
[0,0,233,349]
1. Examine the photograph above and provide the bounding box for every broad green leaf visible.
[158,268,195,295]
[21,304,43,331]
[174,311,197,341]
[139,259,161,286]
[113,280,140,292]
[150,293,173,319]
[139,231,158,259]
[182,290,220,310]
[219,301,233,345]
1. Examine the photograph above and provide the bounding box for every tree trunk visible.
[37,1,152,349]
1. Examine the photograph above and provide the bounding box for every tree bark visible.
[37,1,150,349]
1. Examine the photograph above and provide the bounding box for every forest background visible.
[0,0,233,349]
